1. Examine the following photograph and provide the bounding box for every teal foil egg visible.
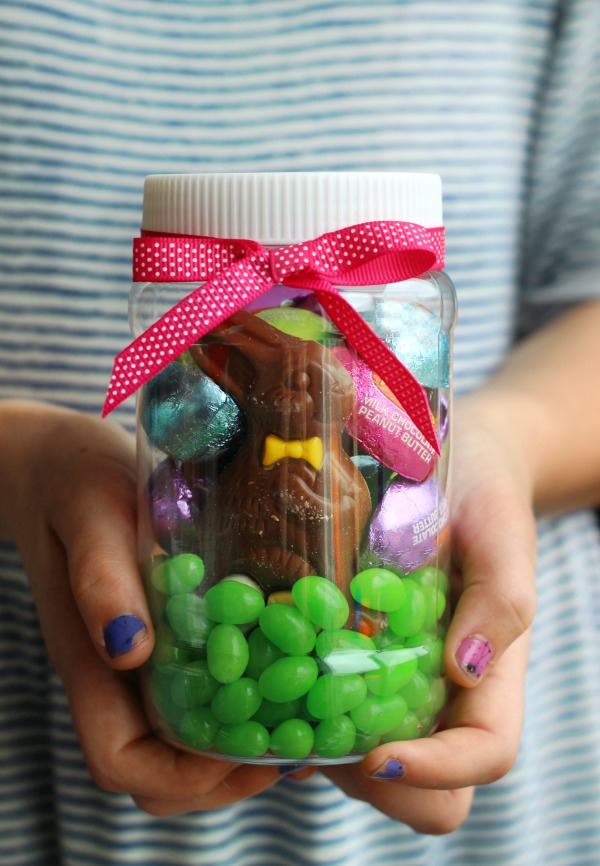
[374,301,449,389]
[141,362,244,461]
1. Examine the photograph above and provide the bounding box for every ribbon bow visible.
[263,434,325,471]
[103,220,445,454]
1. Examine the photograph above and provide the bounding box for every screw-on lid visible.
[141,172,443,245]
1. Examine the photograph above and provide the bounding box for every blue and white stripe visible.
[1,1,600,864]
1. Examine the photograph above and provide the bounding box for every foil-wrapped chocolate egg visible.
[148,458,209,554]
[366,474,448,572]
[333,346,437,482]
[374,299,450,389]
[141,362,244,461]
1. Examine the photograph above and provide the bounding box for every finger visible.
[445,474,537,687]
[360,629,529,791]
[47,421,154,669]
[27,525,264,803]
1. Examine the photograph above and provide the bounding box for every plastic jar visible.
[133,172,457,764]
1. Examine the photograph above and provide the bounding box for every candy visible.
[269,718,315,759]
[141,362,244,461]
[179,707,220,750]
[206,624,249,683]
[315,629,376,659]
[350,693,408,735]
[366,474,448,572]
[189,311,370,595]
[147,460,206,554]
[214,721,270,758]
[387,580,427,637]
[211,678,263,725]
[353,731,381,753]
[165,593,212,648]
[333,347,437,482]
[258,604,316,656]
[313,715,356,758]
[258,656,319,703]
[170,659,220,709]
[245,628,285,680]
[404,632,445,675]
[251,697,303,728]
[380,711,423,742]
[204,580,265,625]
[152,553,205,595]
[306,673,367,719]
[351,453,396,508]
[350,567,406,613]
[374,297,450,389]
[292,576,350,630]
[399,670,431,708]
[256,306,337,344]
[363,654,418,696]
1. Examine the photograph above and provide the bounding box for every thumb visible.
[48,423,155,670]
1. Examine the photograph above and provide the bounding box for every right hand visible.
[0,400,294,815]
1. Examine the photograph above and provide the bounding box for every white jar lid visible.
[141,172,443,245]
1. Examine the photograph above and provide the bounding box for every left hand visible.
[324,394,537,833]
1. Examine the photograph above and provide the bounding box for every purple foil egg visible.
[148,459,209,554]
[366,474,448,572]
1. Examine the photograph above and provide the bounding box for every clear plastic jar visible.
[134,172,457,764]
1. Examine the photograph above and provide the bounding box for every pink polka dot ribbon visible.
[103,220,445,454]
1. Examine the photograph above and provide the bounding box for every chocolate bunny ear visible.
[189,309,304,406]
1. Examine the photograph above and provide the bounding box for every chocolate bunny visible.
[189,309,371,598]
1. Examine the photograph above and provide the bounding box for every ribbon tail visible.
[315,290,441,456]
[103,256,273,416]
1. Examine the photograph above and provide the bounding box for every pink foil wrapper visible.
[333,347,437,482]
[367,474,448,572]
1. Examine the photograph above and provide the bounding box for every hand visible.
[324,394,537,833]
[0,400,289,815]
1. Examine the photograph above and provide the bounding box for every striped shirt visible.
[1,1,600,864]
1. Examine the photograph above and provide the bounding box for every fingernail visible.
[278,765,303,776]
[103,615,147,658]
[456,635,493,679]
[370,758,405,780]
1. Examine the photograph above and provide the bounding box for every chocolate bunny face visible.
[189,309,371,597]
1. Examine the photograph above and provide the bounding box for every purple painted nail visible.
[456,636,493,679]
[279,765,303,776]
[103,615,147,658]
[371,758,405,780]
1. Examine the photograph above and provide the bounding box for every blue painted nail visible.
[103,615,147,658]
[371,758,405,780]
[279,765,303,776]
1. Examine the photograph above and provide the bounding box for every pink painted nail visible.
[456,636,493,679]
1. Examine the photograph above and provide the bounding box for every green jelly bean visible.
[152,553,205,595]
[245,628,284,680]
[151,626,194,667]
[387,580,426,638]
[215,721,270,758]
[252,697,303,728]
[292,576,349,630]
[404,632,445,675]
[353,730,381,753]
[315,629,376,658]
[381,710,423,742]
[166,593,212,647]
[350,693,408,735]
[421,585,447,631]
[364,653,418,696]
[399,670,431,708]
[411,565,449,597]
[204,581,265,625]
[371,629,403,651]
[258,604,316,656]
[207,624,249,683]
[269,718,315,759]
[179,707,219,750]
[350,567,406,613]
[149,665,187,727]
[211,677,262,725]
[171,659,220,708]
[306,674,367,719]
[313,715,356,758]
[258,656,318,703]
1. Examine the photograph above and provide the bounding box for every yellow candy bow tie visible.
[262,434,324,471]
